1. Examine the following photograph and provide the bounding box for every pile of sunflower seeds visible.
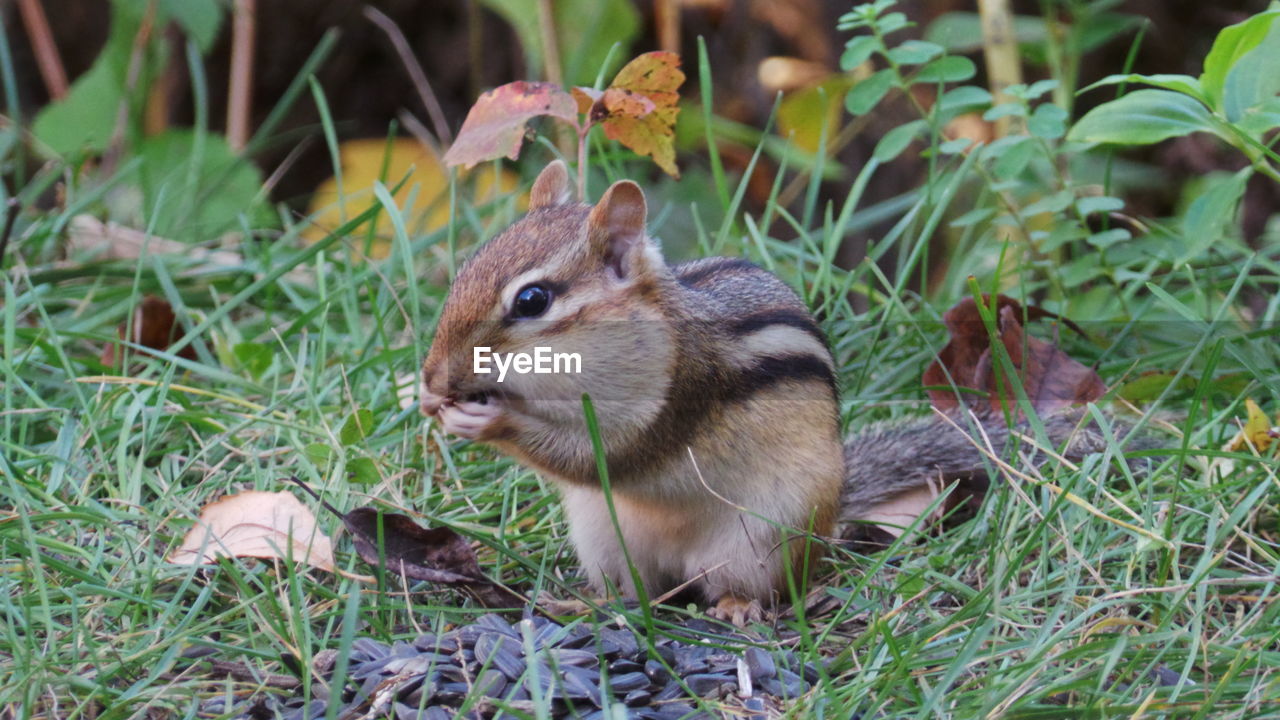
[214,613,820,719]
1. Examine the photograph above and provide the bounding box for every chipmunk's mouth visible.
[435,392,503,439]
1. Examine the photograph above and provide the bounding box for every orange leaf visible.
[443,81,579,168]
[167,490,335,571]
[596,52,684,177]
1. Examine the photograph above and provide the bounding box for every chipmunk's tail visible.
[837,410,1162,539]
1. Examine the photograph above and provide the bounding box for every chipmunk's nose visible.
[420,357,453,417]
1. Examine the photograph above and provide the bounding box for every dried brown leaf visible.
[342,508,521,608]
[923,295,1104,416]
[101,295,197,366]
[443,81,578,168]
[168,491,335,571]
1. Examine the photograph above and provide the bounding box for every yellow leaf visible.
[1225,398,1277,454]
[304,138,520,258]
[777,77,851,154]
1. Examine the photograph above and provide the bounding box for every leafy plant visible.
[442,51,684,199]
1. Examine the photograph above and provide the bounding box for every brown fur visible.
[421,161,843,611]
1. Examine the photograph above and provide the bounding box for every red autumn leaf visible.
[101,295,197,366]
[443,81,579,168]
[923,295,1105,416]
[594,52,684,178]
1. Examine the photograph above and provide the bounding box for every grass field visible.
[3,47,1280,720]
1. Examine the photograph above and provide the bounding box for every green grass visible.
[4,39,1280,720]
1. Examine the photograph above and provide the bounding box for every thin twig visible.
[977,0,1023,137]
[364,5,453,145]
[16,0,67,100]
[0,198,21,270]
[536,0,562,84]
[654,0,681,54]
[227,0,256,151]
[101,0,157,176]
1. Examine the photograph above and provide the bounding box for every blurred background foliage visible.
[5,0,1275,278]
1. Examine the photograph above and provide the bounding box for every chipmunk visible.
[420,160,1141,624]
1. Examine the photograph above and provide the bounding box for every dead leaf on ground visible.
[1224,398,1279,455]
[303,138,520,256]
[341,508,522,609]
[68,215,242,265]
[101,295,198,366]
[443,81,579,169]
[584,52,684,178]
[923,294,1104,416]
[855,483,942,540]
[168,490,336,571]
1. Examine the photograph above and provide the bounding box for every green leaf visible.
[939,86,992,113]
[305,443,334,465]
[1066,89,1221,145]
[841,36,879,70]
[873,120,924,162]
[159,0,224,52]
[1181,169,1251,261]
[1039,223,1089,252]
[347,457,380,484]
[845,69,895,115]
[1238,96,1280,138]
[983,102,1026,121]
[1082,73,1206,104]
[938,137,973,154]
[1027,103,1067,139]
[1220,17,1280,122]
[135,129,271,238]
[340,409,376,446]
[1085,228,1131,248]
[1075,196,1125,216]
[877,12,909,35]
[480,0,640,86]
[1024,79,1059,100]
[1200,9,1280,114]
[914,56,975,84]
[32,2,140,156]
[232,342,273,379]
[886,40,943,66]
[1018,189,1074,218]
[989,136,1033,179]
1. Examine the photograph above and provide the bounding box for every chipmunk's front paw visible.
[708,596,765,627]
[436,395,502,439]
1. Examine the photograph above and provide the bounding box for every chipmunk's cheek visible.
[437,399,504,440]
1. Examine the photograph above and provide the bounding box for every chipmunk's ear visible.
[529,160,573,209]
[587,179,651,279]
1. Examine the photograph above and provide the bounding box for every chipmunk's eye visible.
[513,284,552,318]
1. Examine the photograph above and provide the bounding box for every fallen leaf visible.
[591,52,684,177]
[1224,398,1278,454]
[168,490,335,571]
[443,81,579,169]
[305,138,519,257]
[68,215,242,265]
[856,483,942,540]
[341,508,522,608]
[101,295,198,366]
[923,295,1104,416]
[777,76,853,154]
